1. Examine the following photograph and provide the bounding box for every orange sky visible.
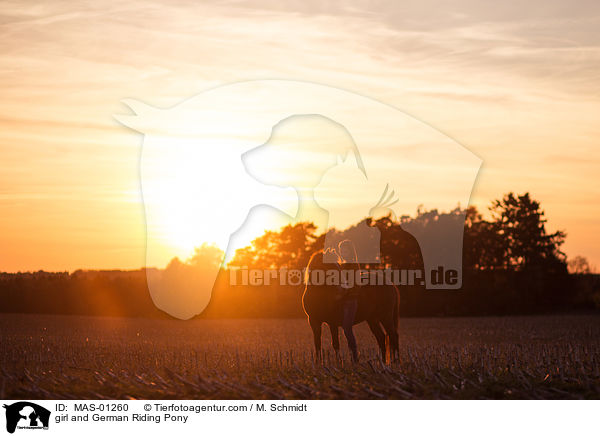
[1,0,599,272]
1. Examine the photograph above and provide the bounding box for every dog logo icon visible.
[3,402,50,434]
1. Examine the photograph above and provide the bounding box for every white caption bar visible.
[1,400,595,436]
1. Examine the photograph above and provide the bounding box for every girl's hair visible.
[338,239,361,270]
[338,239,358,262]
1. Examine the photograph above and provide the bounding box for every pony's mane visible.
[304,248,339,285]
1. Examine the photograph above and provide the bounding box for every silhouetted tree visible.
[228,223,318,270]
[374,215,423,270]
[568,256,592,274]
[463,206,504,270]
[490,192,566,272]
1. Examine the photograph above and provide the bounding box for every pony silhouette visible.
[302,249,400,363]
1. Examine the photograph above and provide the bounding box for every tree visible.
[568,256,592,274]
[187,243,224,270]
[228,223,318,270]
[490,192,566,272]
[463,206,504,270]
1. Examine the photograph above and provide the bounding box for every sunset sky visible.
[1,0,599,272]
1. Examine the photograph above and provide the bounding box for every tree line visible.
[0,192,598,318]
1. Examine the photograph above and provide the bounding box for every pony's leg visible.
[380,317,400,363]
[329,324,340,360]
[310,319,323,363]
[342,301,359,362]
[367,320,387,362]
[342,326,358,363]
[389,329,399,363]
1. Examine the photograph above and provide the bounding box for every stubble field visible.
[1,313,599,399]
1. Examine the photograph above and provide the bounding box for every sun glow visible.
[138,132,299,268]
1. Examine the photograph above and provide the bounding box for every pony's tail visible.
[385,335,390,365]
[393,288,400,362]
